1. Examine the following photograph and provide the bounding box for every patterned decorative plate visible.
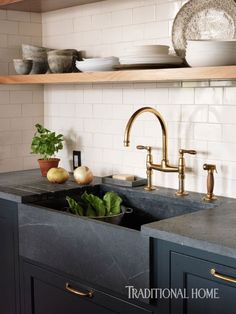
[172,0,236,57]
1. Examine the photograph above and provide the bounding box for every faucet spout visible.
[123,106,169,162]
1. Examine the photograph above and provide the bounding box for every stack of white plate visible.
[186,40,236,67]
[76,57,119,72]
[119,45,183,65]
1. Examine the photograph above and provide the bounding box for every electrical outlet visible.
[73,151,81,170]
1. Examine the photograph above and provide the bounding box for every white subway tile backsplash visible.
[111,9,132,26]
[156,1,182,21]
[10,91,32,104]
[181,105,208,123]
[30,12,42,23]
[209,106,236,124]
[169,88,194,105]
[7,10,30,22]
[122,24,144,42]
[0,20,18,34]
[74,16,92,32]
[145,88,169,105]
[103,88,122,104]
[102,27,123,44]
[222,125,236,143]
[84,88,102,103]
[76,103,93,118]
[144,21,169,39]
[133,5,156,24]
[19,22,42,36]
[92,13,112,29]
[224,87,236,105]
[93,104,113,119]
[0,10,42,172]
[208,142,236,162]
[123,88,145,104]
[194,123,222,141]
[195,88,223,105]
[0,104,21,117]
[94,133,113,148]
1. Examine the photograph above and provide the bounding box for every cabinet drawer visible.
[171,252,236,314]
[22,261,153,314]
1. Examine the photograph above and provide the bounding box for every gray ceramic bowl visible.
[47,49,79,57]
[30,60,48,74]
[22,44,52,74]
[48,49,80,72]
[13,59,33,75]
[48,55,74,73]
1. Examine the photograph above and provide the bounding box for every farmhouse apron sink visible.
[18,184,214,300]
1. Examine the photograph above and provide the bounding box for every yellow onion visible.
[74,166,93,185]
[47,167,69,184]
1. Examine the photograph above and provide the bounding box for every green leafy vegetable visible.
[66,196,84,216]
[103,191,122,215]
[66,191,123,218]
[81,191,106,217]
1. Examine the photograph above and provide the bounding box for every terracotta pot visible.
[38,158,60,177]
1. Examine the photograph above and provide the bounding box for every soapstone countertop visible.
[0,169,235,259]
[0,169,101,203]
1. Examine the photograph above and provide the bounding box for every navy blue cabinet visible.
[21,261,154,314]
[0,199,20,314]
[154,239,236,314]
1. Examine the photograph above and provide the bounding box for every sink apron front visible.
[18,203,150,302]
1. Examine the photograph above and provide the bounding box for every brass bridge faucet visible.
[124,107,197,195]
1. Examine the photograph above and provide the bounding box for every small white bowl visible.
[76,57,119,72]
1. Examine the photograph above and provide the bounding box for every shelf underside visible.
[0,0,102,12]
[0,66,235,85]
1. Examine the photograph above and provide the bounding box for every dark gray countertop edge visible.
[141,226,236,259]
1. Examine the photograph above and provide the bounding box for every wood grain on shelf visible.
[0,66,236,85]
[0,0,102,12]
[0,0,22,5]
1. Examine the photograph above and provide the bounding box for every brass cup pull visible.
[210,269,236,284]
[65,283,93,298]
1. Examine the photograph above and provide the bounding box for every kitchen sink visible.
[18,184,216,301]
[34,183,216,231]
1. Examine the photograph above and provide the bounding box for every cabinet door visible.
[22,261,153,314]
[0,199,19,314]
[171,252,236,314]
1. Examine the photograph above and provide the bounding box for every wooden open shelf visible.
[0,66,236,85]
[0,0,102,12]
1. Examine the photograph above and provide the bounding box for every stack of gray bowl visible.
[22,44,50,74]
[47,49,81,73]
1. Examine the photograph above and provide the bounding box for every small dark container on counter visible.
[102,175,147,187]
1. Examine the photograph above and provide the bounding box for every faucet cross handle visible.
[136,145,155,191]
[136,145,152,153]
[179,149,197,156]
[176,148,197,197]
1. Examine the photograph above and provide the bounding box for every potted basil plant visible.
[31,124,64,177]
